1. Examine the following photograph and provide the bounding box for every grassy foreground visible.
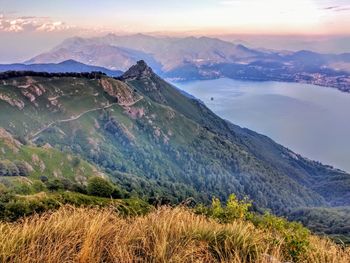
[0,206,349,263]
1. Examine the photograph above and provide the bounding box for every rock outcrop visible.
[0,93,25,110]
[120,60,154,81]
[121,60,166,103]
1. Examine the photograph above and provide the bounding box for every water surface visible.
[175,78,350,172]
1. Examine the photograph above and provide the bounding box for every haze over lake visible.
[176,78,350,172]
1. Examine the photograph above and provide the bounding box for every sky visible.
[1,0,350,62]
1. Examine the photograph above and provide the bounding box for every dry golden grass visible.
[0,206,348,263]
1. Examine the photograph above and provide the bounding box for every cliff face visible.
[99,78,137,105]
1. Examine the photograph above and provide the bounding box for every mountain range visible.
[26,34,350,92]
[0,60,122,77]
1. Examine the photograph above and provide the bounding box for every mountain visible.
[0,61,349,216]
[26,34,263,73]
[26,43,162,72]
[0,60,123,77]
[27,34,350,92]
[216,34,350,54]
[48,34,261,71]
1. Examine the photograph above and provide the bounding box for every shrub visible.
[46,179,64,192]
[87,176,114,198]
[31,180,47,192]
[4,202,27,220]
[13,183,32,195]
[70,183,88,194]
[252,212,311,261]
[0,184,15,203]
[111,187,124,199]
[195,194,310,261]
[195,194,252,223]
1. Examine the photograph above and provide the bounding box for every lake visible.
[175,78,350,172]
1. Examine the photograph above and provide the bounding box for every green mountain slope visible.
[0,127,103,194]
[0,63,349,215]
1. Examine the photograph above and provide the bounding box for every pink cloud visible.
[0,14,74,33]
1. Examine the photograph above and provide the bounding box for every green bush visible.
[195,193,310,262]
[0,191,150,221]
[195,194,252,223]
[31,180,47,192]
[13,184,32,195]
[0,184,14,202]
[46,179,64,192]
[252,212,310,261]
[4,201,31,221]
[87,176,114,198]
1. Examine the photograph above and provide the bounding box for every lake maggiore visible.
[176,78,350,173]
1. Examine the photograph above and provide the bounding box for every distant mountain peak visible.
[121,60,154,80]
[59,59,81,65]
[236,44,249,50]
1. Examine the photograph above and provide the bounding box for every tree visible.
[87,176,114,198]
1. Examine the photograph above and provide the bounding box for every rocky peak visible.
[120,60,166,102]
[121,60,154,81]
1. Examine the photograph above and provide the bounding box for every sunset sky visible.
[1,0,350,62]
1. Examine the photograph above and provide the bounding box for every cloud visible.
[336,7,350,12]
[323,5,350,12]
[0,14,74,33]
[219,0,241,6]
[36,21,71,32]
[323,6,339,10]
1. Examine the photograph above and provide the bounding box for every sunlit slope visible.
[0,127,102,192]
